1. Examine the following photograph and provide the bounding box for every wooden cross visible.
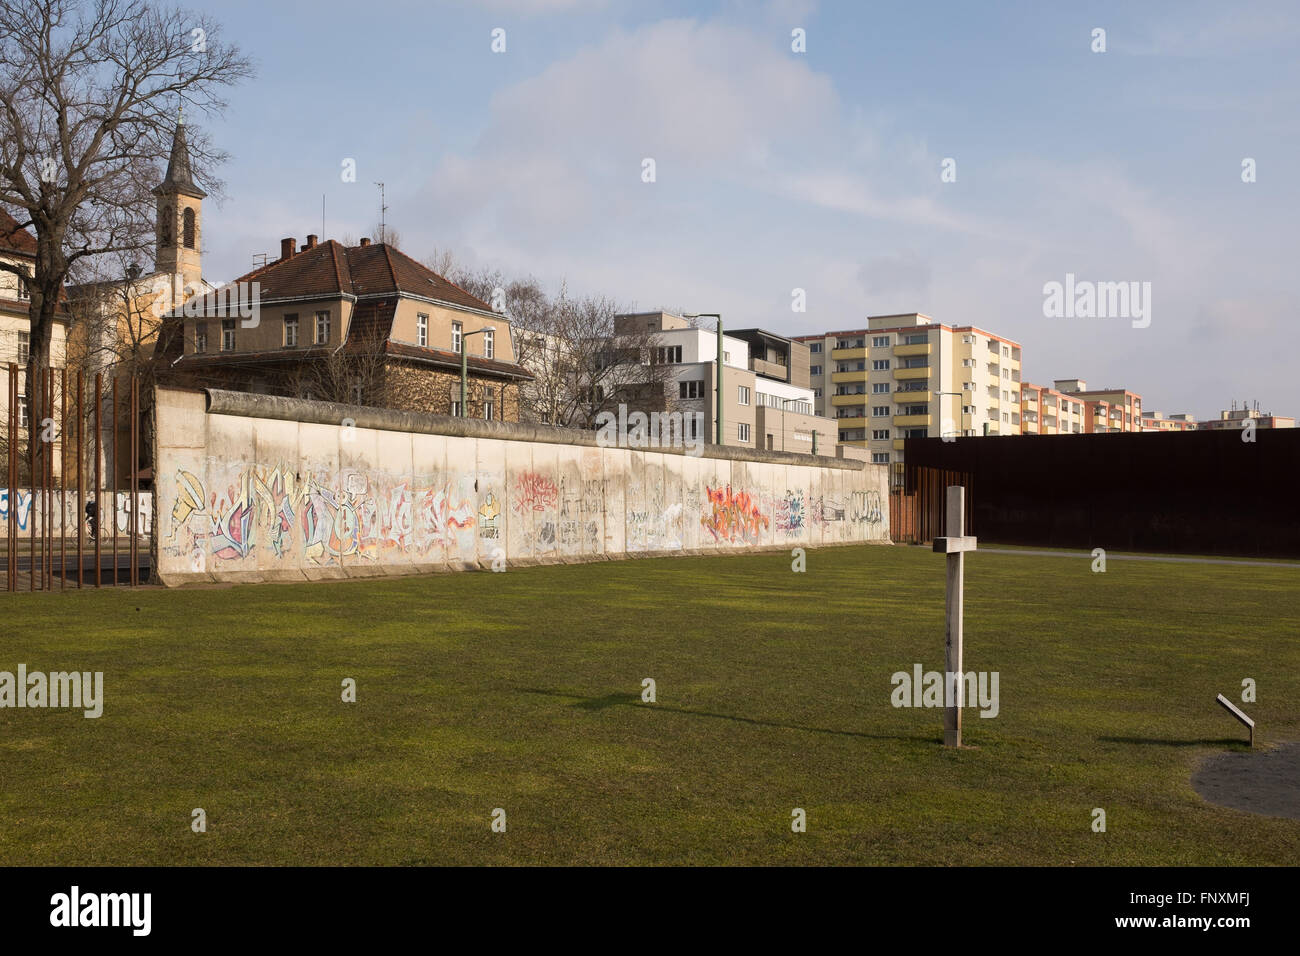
[932,486,976,747]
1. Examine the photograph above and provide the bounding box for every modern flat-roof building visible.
[1197,406,1295,431]
[1141,411,1198,432]
[614,312,836,452]
[796,313,1023,483]
[1020,382,1087,435]
[1051,380,1144,434]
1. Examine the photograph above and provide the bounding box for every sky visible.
[178,0,1300,420]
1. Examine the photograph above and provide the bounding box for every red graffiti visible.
[513,472,558,514]
[701,485,768,543]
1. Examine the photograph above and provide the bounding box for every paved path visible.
[978,547,1300,569]
[1193,742,1300,821]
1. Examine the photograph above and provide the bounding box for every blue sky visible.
[181,0,1300,419]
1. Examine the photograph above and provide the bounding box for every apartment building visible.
[613,312,836,451]
[797,314,1023,478]
[1051,380,1144,434]
[1141,411,1198,432]
[1020,382,1086,435]
[1197,406,1295,431]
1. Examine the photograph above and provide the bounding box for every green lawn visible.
[1,544,1297,865]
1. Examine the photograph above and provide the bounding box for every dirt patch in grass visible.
[1192,742,1300,821]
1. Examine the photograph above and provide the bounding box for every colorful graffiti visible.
[775,490,805,535]
[701,485,769,545]
[1,488,153,535]
[163,465,481,567]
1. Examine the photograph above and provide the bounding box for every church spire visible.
[155,110,206,199]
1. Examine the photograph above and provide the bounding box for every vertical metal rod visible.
[77,372,84,588]
[6,364,14,592]
[112,376,119,587]
[46,368,53,590]
[94,372,102,587]
[60,368,67,590]
[29,367,37,591]
[130,376,138,586]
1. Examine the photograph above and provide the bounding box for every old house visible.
[156,235,533,420]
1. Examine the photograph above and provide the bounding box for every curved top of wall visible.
[201,388,868,472]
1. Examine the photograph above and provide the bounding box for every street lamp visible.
[460,326,496,418]
[681,312,722,444]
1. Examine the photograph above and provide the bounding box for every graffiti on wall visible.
[850,490,884,524]
[513,472,558,514]
[701,485,769,545]
[163,465,482,567]
[775,490,805,535]
[0,488,152,535]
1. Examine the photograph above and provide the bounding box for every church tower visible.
[152,109,205,294]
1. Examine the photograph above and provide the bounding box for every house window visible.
[17,396,27,429]
[872,453,889,464]
[221,319,235,351]
[738,385,750,406]
[679,380,703,399]
[483,328,494,359]
[809,342,822,353]
[872,406,890,417]
[810,365,822,376]
[872,336,889,347]
[351,382,363,405]
[284,315,299,347]
[482,386,494,420]
[450,399,463,417]
[656,345,682,364]
[872,429,890,440]
[872,383,889,394]
[17,331,29,364]
[452,321,463,354]
[194,323,207,353]
[737,423,750,443]
[417,313,428,348]
[17,274,29,300]
[315,311,330,345]
[872,359,890,370]
[183,207,196,249]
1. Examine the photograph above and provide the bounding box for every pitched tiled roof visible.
[189,240,497,314]
[0,208,37,257]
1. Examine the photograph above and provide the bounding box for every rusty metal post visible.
[60,368,67,590]
[6,364,14,592]
[130,375,139,586]
[94,372,102,587]
[29,367,37,591]
[77,372,84,588]
[112,375,118,586]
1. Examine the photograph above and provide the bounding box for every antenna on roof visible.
[374,181,387,244]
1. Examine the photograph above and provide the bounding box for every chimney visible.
[305,234,318,249]
[359,237,370,247]
[280,237,297,260]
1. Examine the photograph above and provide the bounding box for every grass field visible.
[1,543,1297,866]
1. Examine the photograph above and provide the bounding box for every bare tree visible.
[281,322,392,408]
[0,0,252,442]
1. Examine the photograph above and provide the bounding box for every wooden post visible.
[933,485,977,748]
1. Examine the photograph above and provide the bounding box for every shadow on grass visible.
[522,687,935,743]
[1100,736,1248,748]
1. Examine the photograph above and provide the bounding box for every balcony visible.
[831,369,869,384]
[835,413,868,426]
[830,392,869,406]
[830,346,868,361]
[893,389,933,402]
[893,342,931,357]
[893,367,929,381]
[892,439,906,451]
[893,413,932,427]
